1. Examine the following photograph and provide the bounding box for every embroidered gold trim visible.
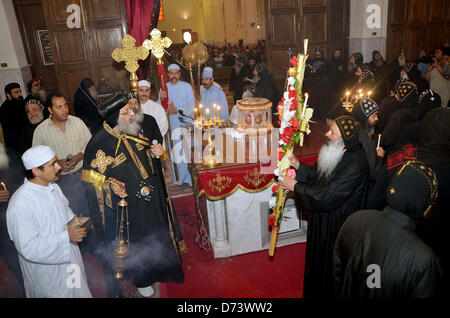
[112,153,127,168]
[136,143,145,151]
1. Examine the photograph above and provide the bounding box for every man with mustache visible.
[278,115,369,298]
[0,83,27,152]
[82,93,185,298]
[32,93,92,227]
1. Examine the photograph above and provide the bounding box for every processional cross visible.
[111,34,150,94]
[143,28,172,65]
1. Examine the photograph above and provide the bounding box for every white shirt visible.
[140,99,169,137]
[6,179,92,298]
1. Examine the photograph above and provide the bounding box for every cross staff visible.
[112,34,150,94]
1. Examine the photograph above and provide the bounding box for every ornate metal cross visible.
[143,28,172,64]
[111,34,150,94]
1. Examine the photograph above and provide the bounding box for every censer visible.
[112,195,130,280]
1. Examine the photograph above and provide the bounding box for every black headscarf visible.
[418,90,441,118]
[417,107,450,165]
[335,115,361,151]
[386,160,438,222]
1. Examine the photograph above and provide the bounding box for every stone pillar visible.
[0,0,31,103]
[207,199,232,258]
[348,0,389,62]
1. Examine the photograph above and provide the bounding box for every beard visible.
[117,108,144,136]
[374,60,385,68]
[32,88,47,104]
[398,58,406,67]
[317,137,345,180]
[0,143,9,170]
[29,112,44,125]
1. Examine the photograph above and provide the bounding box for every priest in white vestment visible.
[6,146,92,298]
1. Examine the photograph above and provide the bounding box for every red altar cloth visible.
[197,155,318,200]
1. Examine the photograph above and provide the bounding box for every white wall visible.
[0,0,31,103]
[349,0,389,63]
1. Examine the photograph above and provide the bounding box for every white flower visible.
[279,139,287,146]
[274,169,279,177]
[287,77,296,86]
[283,91,290,100]
[269,197,277,208]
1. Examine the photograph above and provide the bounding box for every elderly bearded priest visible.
[278,115,369,298]
[82,93,185,298]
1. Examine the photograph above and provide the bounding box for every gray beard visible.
[317,138,345,180]
[32,88,47,104]
[29,112,44,125]
[0,143,9,170]
[117,108,144,136]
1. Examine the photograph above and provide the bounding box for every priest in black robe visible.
[334,160,445,298]
[278,115,369,298]
[82,93,185,298]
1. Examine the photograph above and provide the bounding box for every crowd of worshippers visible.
[0,41,449,298]
[277,44,450,297]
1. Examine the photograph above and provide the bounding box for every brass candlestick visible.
[202,129,219,167]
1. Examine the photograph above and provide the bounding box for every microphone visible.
[152,140,160,159]
[178,109,195,121]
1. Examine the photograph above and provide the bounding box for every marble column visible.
[207,199,232,258]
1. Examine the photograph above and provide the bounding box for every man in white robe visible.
[137,80,168,137]
[158,64,194,186]
[6,146,92,298]
[200,69,230,120]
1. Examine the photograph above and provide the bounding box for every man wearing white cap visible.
[200,68,229,120]
[158,64,194,186]
[6,146,92,298]
[137,80,168,137]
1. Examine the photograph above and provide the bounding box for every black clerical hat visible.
[351,98,379,124]
[386,161,438,221]
[334,115,360,150]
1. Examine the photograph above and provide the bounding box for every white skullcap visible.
[203,67,214,75]
[22,146,56,170]
[168,64,180,71]
[138,80,151,88]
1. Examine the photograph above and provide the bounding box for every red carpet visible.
[0,195,306,298]
[161,195,306,298]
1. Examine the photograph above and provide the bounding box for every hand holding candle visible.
[304,39,308,55]
[0,182,9,203]
[377,134,381,149]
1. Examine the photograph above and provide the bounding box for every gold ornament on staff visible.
[111,34,150,94]
[112,196,129,280]
[143,28,172,65]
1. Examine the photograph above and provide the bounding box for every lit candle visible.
[377,134,382,149]
[304,39,308,55]
[206,108,210,122]
[1,182,6,191]
[199,104,203,121]
[194,107,198,120]
[346,91,350,104]
[217,106,221,121]
[302,93,309,118]
[213,104,217,120]
[368,91,372,99]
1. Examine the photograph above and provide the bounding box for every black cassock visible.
[334,207,445,298]
[82,115,184,294]
[294,147,368,298]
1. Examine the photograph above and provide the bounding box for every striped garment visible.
[32,115,92,175]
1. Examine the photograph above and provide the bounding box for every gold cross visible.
[112,34,149,74]
[91,150,115,174]
[143,29,172,63]
[111,34,149,94]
